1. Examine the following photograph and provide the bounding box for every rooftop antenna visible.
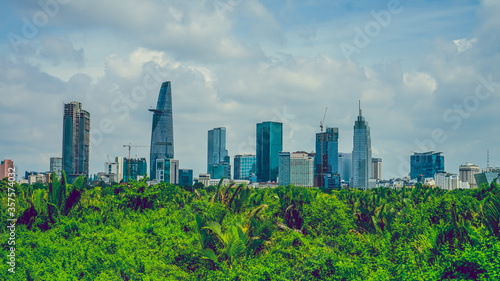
[487,149,490,168]
[359,100,362,116]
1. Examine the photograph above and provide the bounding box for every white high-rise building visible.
[290,152,314,187]
[435,172,465,190]
[105,156,124,183]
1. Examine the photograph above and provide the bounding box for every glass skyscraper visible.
[352,103,372,189]
[278,152,290,186]
[338,152,352,184]
[233,154,256,180]
[123,158,147,182]
[149,81,174,180]
[315,127,339,187]
[62,101,90,183]
[256,121,283,182]
[207,127,230,179]
[410,152,444,179]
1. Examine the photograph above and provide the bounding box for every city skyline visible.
[1,1,499,180]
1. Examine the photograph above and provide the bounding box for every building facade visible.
[410,151,444,179]
[149,81,174,180]
[256,121,283,182]
[209,163,231,180]
[372,158,382,180]
[179,169,193,186]
[338,152,352,184]
[156,158,179,184]
[352,103,372,189]
[123,158,147,182]
[435,172,459,190]
[207,127,230,179]
[278,152,290,186]
[105,156,124,183]
[233,154,256,180]
[474,170,500,187]
[290,152,315,187]
[459,163,480,188]
[62,101,90,183]
[49,157,62,176]
[0,159,14,180]
[315,127,339,188]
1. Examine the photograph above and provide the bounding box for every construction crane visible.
[123,143,149,182]
[319,107,328,187]
[320,107,328,133]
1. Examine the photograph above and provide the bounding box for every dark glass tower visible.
[352,102,372,189]
[410,152,444,179]
[62,101,90,183]
[256,121,283,182]
[315,127,339,187]
[149,81,174,180]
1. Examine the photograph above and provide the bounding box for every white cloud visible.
[453,37,477,53]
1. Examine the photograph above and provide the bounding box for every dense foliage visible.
[1,174,500,280]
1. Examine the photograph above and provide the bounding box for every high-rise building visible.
[209,163,231,179]
[256,121,283,182]
[278,152,290,186]
[338,153,352,184]
[149,81,174,180]
[179,169,193,186]
[410,152,444,179]
[62,101,90,183]
[315,127,339,188]
[123,158,147,182]
[372,158,382,180]
[352,102,372,189]
[290,152,314,187]
[233,154,256,180]
[0,159,14,180]
[50,157,62,176]
[105,156,124,183]
[207,127,230,179]
[459,163,480,188]
[156,158,179,184]
[279,152,315,187]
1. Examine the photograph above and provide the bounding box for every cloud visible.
[453,37,477,53]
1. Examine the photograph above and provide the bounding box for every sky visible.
[1,0,499,181]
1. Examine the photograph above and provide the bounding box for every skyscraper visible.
[352,102,372,189]
[256,121,283,182]
[207,127,230,179]
[123,158,147,182]
[290,151,315,187]
[278,152,290,186]
[62,102,90,183]
[234,154,256,180]
[149,81,174,180]
[315,127,339,188]
[410,152,444,179]
[338,152,352,184]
